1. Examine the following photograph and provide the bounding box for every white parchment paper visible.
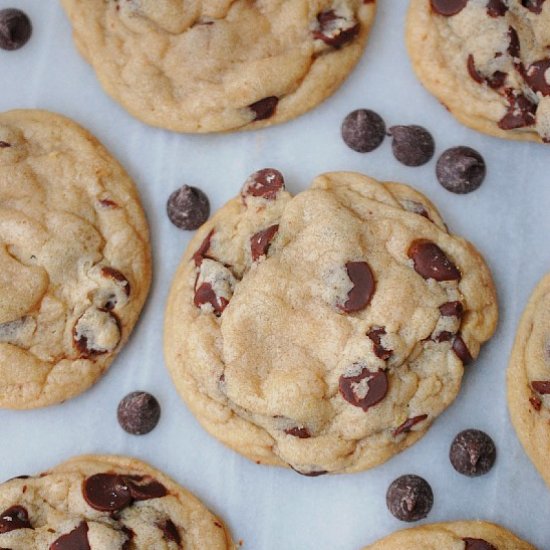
[0,1,549,548]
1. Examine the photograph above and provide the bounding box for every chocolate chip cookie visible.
[508,273,550,487]
[164,170,497,475]
[60,0,376,133]
[0,455,234,549]
[362,521,536,549]
[406,0,550,143]
[0,110,151,409]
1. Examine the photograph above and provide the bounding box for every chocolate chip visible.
[83,473,131,512]
[467,55,506,89]
[50,522,90,550]
[340,261,376,313]
[0,9,32,51]
[249,97,278,121]
[101,267,131,305]
[524,59,550,96]
[498,90,537,130]
[117,391,161,435]
[0,506,32,533]
[521,0,546,13]
[242,168,285,201]
[313,10,359,48]
[193,229,214,267]
[436,146,486,194]
[0,141,11,148]
[463,538,498,550]
[284,426,311,438]
[339,367,388,411]
[439,301,464,318]
[530,396,542,411]
[341,109,386,153]
[386,475,433,522]
[251,225,279,261]
[393,414,428,437]
[408,240,461,282]
[194,282,229,316]
[98,198,119,209]
[290,466,328,477]
[452,334,473,364]
[450,429,496,477]
[388,126,435,167]
[124,475,168,500]
[430,0,468,16]
[487,0,508,15]
[121,527,135,550]
[531,381,550,394]
[367,327,392,360]
[157,519,182,546]
[507,27,520,60]
[167,185,210,231]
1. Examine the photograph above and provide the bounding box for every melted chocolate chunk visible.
[194,282,229,316]
[167,185,210,230]
[0,506,32,533]
[524,59,550,96]
[249,97,278,121]
[463,538,498,550]
[124,475,168,501]
[452,334,473,364]
[158,519,182,546]
[521,0,546,13]
[82,473,131,512]
[0,9,32,51]
[450,429,496,476]
[250,225,279,261]
[393,414,428,437]
[341,109,386,153]
[408,240,461,281]
[430,0,468,16]
[193,230,214,267]
[340,261,376,313]
[531,380,550,394]
[242,168,285,201]
[50,522,90,550]
[339,367,388,411]
[386,475,433,522]
[367,327,392,360]
[439,301,464,317]
[313,10,360,48]
[284,426,311,438]
[487,0,508,15]
[499,90,537,130]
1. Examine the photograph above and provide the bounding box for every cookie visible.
[362,521,536,549]
[0,110,151,409]
[406,0,550,143]
[164,169,497,475]
[0,455,234,549]
[508,273,550,487]
[60,1,376,134]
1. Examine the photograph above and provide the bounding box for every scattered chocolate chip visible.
[242,168,285,201]
[450,429,496,477]
[393,414,428,437]
[498,90,537,130]
[408,240,461,282]
[251,225,279,261]
[50,522,90,550]
[167,185,210,231]
[193,229,214,267]
[524,59,550,96]
[117,391,161,435]
[430,0,468,16]
[367,327,392,360]
[0,9,32,51]
[284,426,311,438]
[340,261,376,313]
[463,538,498,550]
[249,97,278,121]
[388,125,435,167]
[194,282,229,316]
[157,519,181,546]
[521,0,546,13]
[531,380,550,394]
[487,0,508,15]
[313,10,359,48]
[452,334,473,364]
[507,27,521,60]
[467,55,506,89]
[439,301,464,318]
[339,367,388,411]
[436,146,486,194]
[0,506,32,533]
[124,475,168,501]
[530,396,542,411]
[83,473,131,512]
[341,109,386,153]
[386,475,433,522]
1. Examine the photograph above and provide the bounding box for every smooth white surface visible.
[0,1,549,549]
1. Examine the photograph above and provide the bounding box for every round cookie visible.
[164,170,497,475]
[0,110,151,409]
[508,273,550,488]
[362,521,536,549]
[406,0,550,143]
[60,0,376,133]
[0,455,234,549]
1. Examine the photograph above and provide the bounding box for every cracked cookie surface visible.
[0,455,234,549]
[0,110,151,409]
[164,170,497,474]
[60,0,376,133]
[362,521,536,549]
[508,272,550,488]
[407,0,550,143]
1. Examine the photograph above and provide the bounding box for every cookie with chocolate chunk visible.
[60,0,376,133]
[362,521,536,549]
[0,110,151,409]
[508,273,550,488]
[164,169,497,474]
[0,455,234,549]
[407,0,550,143]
